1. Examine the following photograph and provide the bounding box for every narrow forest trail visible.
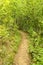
[13,31,30,65]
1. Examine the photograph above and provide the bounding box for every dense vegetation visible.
[0,0,21,65]
[0,0,43,65]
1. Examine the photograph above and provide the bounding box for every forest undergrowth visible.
[0,0,43,65]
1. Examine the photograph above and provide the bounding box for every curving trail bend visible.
[13,31,30,65]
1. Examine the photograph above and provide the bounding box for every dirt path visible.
[13,31,30,65]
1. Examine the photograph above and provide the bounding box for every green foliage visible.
[14,0,43,65]
[0,0,43,65]
[0,0,21,65]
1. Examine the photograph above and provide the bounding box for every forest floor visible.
[13,31,30,65]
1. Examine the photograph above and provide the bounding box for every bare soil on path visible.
[13,31,30,65]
